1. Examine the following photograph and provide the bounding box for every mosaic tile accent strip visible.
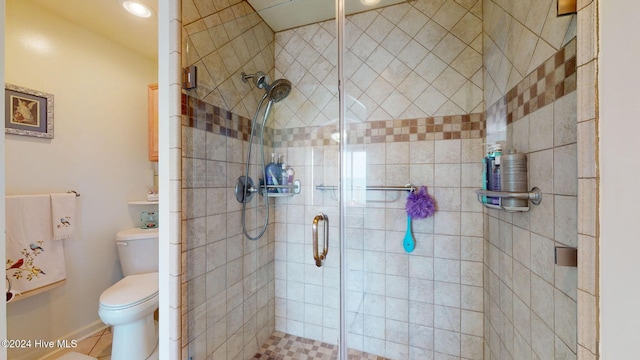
[486,38,577,127]
[182,92,274,146]
[250,331,391,360]
[272,113,485,148]
[182,93,485,147]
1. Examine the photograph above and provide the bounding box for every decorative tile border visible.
[182,93,274,146]
[272,114,485,147]
[182,93,485,147]
[486,38,577,126]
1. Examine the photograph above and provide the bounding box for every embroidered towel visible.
[5,195,66,300]
[50,193,76,240]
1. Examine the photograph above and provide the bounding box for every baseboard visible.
[33,320,108,360]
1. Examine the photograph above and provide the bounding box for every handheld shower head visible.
[241,71,291,103]
[266,78,292,103]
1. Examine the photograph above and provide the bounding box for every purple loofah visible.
[405,186,436,219]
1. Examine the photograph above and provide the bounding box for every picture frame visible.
[5,83,54,139]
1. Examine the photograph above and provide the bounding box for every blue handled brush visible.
[404,186,436,253]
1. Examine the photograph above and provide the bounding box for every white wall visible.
[0,1,7,359]
[157,0,176,357]
[5,0,157,358]
[599,0,640,358]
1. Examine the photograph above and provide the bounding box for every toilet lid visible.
[100,272,158,309]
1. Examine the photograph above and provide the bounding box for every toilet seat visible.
[99,272,158,310]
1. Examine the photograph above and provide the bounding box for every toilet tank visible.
[116,227,159,276]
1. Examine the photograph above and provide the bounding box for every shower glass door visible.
[340,1,419,358]
[340,0,484,358]
[340,0,483,360]
[266,0,344,355]
[267,0,433,358]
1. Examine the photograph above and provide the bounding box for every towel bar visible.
[315,184,416,192]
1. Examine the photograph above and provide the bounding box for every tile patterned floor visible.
[250,331,391,360]
[55,327,111,360]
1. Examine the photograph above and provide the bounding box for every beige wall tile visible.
[578,234,596,295]
[554,144,578,196]
[577,119,596,178]
[578,178,596,236]
[577,290,597,353]
[554,195,578,246]
[577,2,597,66]
[555,289,578,351]
[577,61,596,122]
[528,103,555,151]
[554,92,578,147]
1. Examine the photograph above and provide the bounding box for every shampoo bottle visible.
[265,153,282,193]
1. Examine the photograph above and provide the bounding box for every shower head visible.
[266,78,291,103]
[241,70,291,103]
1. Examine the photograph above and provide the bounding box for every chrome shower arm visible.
[241,72,255,82]
[241,71,269,89]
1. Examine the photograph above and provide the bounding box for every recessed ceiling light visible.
[121,0,153,18]
[360,0,381,5]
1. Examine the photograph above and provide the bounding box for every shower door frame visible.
[336,1,348,360]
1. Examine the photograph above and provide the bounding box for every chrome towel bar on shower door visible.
[315,184,417,192]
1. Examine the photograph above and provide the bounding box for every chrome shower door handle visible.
[312,213,329,267]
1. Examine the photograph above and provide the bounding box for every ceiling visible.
[248,0,408,32]
[29,0,158,60]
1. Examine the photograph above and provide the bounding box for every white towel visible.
[50,193,76,240]
[5,195,66,300]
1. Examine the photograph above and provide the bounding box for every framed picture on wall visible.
[5,83,54,139]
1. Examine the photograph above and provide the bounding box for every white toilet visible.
[98,227,159,360]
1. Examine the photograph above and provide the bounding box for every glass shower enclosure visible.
[182,0,485,358]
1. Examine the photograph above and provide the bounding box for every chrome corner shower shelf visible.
[235,178,301,203]
[474,187,542,212]
[260,179,302,197]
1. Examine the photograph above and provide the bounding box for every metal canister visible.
[500,150,528,209]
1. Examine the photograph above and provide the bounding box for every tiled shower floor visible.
[250,331,391,360]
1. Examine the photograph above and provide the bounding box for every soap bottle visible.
[482,146,491,204]
[490,144,502,205]
[287,166,295,191]
[265,153,281,193]
[279,155,289,193]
